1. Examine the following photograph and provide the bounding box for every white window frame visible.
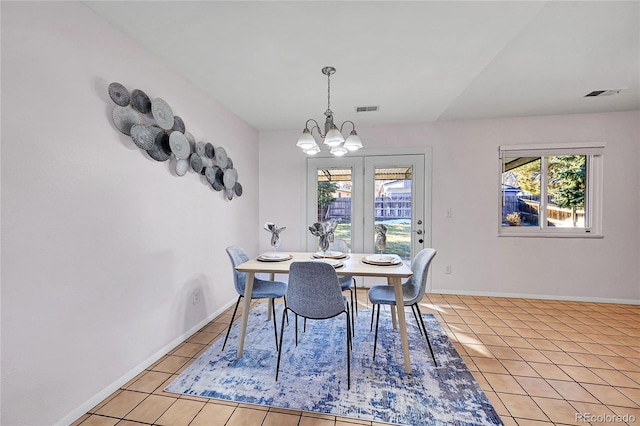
[498,142,605,238]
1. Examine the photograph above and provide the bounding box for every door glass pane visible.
[316,168,352,252]
[374,166,412,261]
[547,155,586,228]
[502,157,541,227]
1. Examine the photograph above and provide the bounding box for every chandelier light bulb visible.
[330,145,348,156]
[324,127,345,147]
[296,129,316,149]
[304,143,321,155]
[343,131,363,151]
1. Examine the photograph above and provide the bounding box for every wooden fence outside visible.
[325,197,412,221]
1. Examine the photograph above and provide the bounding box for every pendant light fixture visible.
[296,66,363,156]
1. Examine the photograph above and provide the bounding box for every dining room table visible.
[234,251,416,374]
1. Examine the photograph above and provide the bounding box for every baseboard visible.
[55,299,236,426]
[430,288,640,305]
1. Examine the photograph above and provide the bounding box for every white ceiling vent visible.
[355,105,379,113]
[584,88,626,97]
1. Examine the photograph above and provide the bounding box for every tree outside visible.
[317,180,338,221]
[548,155,586,226]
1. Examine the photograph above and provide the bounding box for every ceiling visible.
[85,1,639,132]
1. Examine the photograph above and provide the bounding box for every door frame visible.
[304,147,433,264]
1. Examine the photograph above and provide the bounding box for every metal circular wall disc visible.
[108,82,130,106]
[151,98,175,130]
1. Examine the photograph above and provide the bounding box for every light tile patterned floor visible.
[73,293,640,426]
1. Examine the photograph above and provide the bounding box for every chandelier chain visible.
[327,72,331,111]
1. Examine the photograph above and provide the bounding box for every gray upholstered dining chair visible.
[368,248,437,366]
[223,246,288,351]
[276,261,352,389]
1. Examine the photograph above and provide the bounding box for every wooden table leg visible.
[390,276,412,374]
[237,272,255,358]
[390,305,398,329]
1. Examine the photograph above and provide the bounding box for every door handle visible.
[412,229,423,235]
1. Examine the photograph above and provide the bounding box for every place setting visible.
[361,254,403,266]
[361,223,403,266]
[257,253,293,262]
[311,250,348,259]
[258,222,292,261]
[309,257,345,268]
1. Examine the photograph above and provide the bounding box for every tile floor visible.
[73,293,639,426]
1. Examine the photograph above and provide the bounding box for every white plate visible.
[310,258,344,268]
[313,251,344,259]
[261,253,289,260]
[363,255,402,265]
[257,253,292,262]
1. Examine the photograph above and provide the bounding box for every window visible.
[499,142,605,237]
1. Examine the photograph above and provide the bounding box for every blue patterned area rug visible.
[166,303,502,425]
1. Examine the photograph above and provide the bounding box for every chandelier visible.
[296,66,363,156]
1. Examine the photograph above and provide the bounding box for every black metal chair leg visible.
[370,304,376,331]
[271,298,279,351]
[222,296,242,351]
[373,304,381,360]
[275,308,288,382]
[349,288,355,337]
[415,304,437,366]
[353,279,358,315]
[295,314,299,346]
[284,295,289,325]
[411,304,424,336]
[345,311,351,389]
[346,303,353,350]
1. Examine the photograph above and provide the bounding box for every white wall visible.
[259,112,640,303]
[1,3,261,425]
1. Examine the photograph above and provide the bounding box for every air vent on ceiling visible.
[355,105,379,113]
[584,88,625,97]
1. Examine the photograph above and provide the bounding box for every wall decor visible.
[107,82,243,200]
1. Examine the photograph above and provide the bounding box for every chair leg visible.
[370,304,376,332]
[222,296,242,351]
[353,279,358,316]
[271,298,279,351]
[283,295,289,325]
[415,304,437,367]
[345,311,351,390]
[349,288,355,337]
[294,314,298,346]
[346,303,353,350]
[373,304,381,360]
[275,308,289,382]
[411,304,424,337]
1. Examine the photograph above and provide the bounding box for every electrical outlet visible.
[192,289,201,305]
[445,265,452,274]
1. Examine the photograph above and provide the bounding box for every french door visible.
[306,154,428,270]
